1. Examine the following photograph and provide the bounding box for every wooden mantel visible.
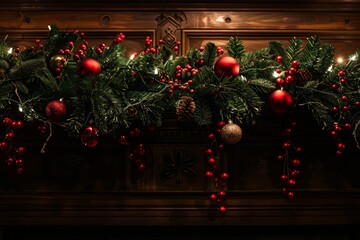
[0,0,360,236]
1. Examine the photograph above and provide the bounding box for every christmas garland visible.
[1,26,360,207]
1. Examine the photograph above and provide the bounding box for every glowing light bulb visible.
[130,54,135,60]
[7,47,13,54]
[349,55,357,61]
[154,68,158,75]
[18,104,23,112]
[273,71,280,78]
[48,25,52,30]
[337,57,344,64]
[327,65,333,72]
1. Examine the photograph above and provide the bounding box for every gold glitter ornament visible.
[220,120,243,144]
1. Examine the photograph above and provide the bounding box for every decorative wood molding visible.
[0,191,359,226]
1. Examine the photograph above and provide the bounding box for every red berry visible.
[331,84,338,91]
[288,179,296,187]
[173,46,179,51]
[276,68,282,74]
[332,107,339,113]
[0,141,8,149]
[276,56,283,63]
[219,191,226,197]
[296,147,302,153]
[281,188,287,194]
[330,131,338,138]
[341,95,348,101]
[205,171,213,177]
[17,168,23,175]
[17,147,25,155]
[287,192,294,198]
[189,89,195,93]
[208,133,215,140]
[35,39,41,44]
[281,175,288,181]
[289,67,297,75]
[337,143,346,150]
[291,60,299,69]
[217,121,226,129]
[221,172,229,180]
[343,106,349,111]
[344,123,351,130]
[338,70,346,77]
[3,117,12,126]
[292,159,300,167]
[15,159,23,166]
[199,47,204,52]
[210,194,217,201]
[219,206,226,213]
[355,101,360,107]
[5,132,15,140]
[277,155,283,161]
[283,142,291,149]
[73,54,80,61]
[58,49,65,55]
[208,157,216,165]
[285,75,294,84]
[340,78,346,84]
[138,163,145,170]
[205,148,213,156]
[276,78,285,87]
[218,144,225,151]
[68,41,74,47]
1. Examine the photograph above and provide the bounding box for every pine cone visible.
[176,96,196,121]
[297,68,312,82]
[0,68,5,78]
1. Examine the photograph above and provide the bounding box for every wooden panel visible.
[183,30,360,58]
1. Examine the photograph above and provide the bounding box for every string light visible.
[337,57,344,64]
[130,54,135,60]
[48,25,52,30]
[349,55,357,61]
[327,65,333,72]
[273,71,280,78]
[154,68,158,75]
[7,47,13,54]
[18,104,23,113]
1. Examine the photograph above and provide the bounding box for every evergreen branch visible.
[286,37,303,62]
[269,41,290,67]
[203,42,217,67]
[226,37,245,62]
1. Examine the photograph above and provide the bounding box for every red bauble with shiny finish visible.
[268,90,293,114]
[46,100,67,122]
[77,58,101,76]
[81,126,99,147]
[214,56,240,77]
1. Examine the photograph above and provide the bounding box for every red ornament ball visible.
[81,126,99,148]
[77,58,101,76]
[46,100,67,122]
[214,56,240,77]
[268,90,293,114]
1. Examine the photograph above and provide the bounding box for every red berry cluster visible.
[1,118,25,174]
[164,64,198,94]
[275,57,300,87]
[71,40,88,61]
[96,43,107,55]
[205,121,228,213]
[216,47,224,56]
[113,33,126,44]
[119,127,146,173]
[173,41,181,52]
[277,121,302,199]
[328,69,359,156]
